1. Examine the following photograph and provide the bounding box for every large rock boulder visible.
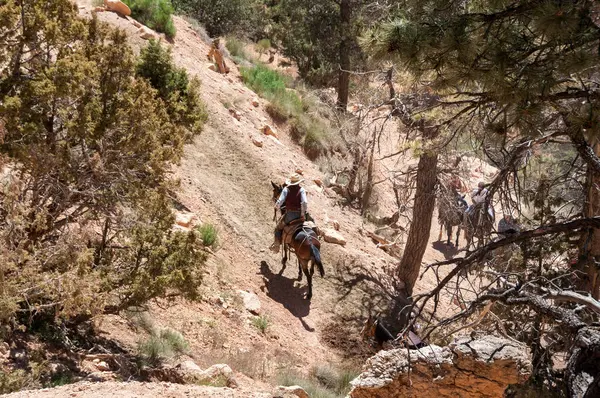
[349,335,531,398]
[174,362,238,388]
[104,0,131,16]
[322,228,346,246]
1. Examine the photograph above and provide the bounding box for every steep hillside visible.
[70,0,494,388]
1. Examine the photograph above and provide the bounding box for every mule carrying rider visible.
[270,174,307,253]
[466,181,493,217]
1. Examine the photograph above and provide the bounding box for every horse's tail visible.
[310,243,324,277]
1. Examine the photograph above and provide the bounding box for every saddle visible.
[282,219,319,246]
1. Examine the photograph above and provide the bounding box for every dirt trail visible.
[75,2,496,381]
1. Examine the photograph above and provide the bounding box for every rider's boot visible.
[270,239,281,253]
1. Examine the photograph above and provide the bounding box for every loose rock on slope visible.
[349,335,532,398]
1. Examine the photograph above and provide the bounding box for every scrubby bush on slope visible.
[0,1,206,330]
[123,0,176,38]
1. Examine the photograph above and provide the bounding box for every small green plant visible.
[240,65,288,97]
[0,370,30,394]
[290,115,331,160]
[311,365,359,396]
[197,223,218,248]
[194,374,229,387]
[125,309,156,334]
[256,38,271,58]
[277,370,338,398]
[276,364,359,398]
[48,372,73,388]
[251,315,270,334]
[138,327,190,365]
[123,0,176,39]
[160,328,190,355]
[225,36,247,59]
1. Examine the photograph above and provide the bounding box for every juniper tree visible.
[0,0,206,328]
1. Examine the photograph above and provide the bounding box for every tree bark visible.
[396,139,438,296]
[336,0,351,111]
[578,138,600,299]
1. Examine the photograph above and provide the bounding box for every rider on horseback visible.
[466,181,489,215]
[270,173,307,253]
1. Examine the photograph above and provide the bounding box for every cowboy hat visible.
[286,173,304,186]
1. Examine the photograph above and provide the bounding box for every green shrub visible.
[159,328,190,355]
[256,38,271,57]
[137,40,207,136]
[240,65,288,96]
[241,65,303,121]
[138,327,190,365]
[311,365,359,396]
[124,0,176,39]
[277,365,359,398]
[251,315,270,334]
[225,36,247,59]
[290,115,331,159]
[172,0,266,37]
[197,223,218,247]
[0,1,206,333]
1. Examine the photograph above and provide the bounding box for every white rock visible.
[239,290,261,315]
[322,228,346,246]
[95,361,110,371]
[175,212,196,228]
[201,364,238,388]
[252,137,264,148]
[177,360,203,373]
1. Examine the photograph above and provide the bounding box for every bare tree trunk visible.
[336,0,351,111]
[396,141,438,296]
[361,131,376,214]
[579,139,600,299]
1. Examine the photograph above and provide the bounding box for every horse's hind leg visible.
[297,258,302,281]
[455,226,461,248]
[279,245,288,275]
[446,225,452,245]
[303,260,312,300]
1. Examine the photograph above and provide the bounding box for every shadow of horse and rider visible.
[436,181,496,253]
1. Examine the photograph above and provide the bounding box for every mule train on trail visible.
[271,180,324,300]
[437,181,495,250]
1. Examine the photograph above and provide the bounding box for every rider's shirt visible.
[471,188,488,205]
[276,186,308,211]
